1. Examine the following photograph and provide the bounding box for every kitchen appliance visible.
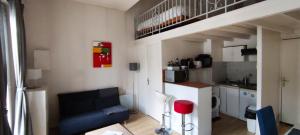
[164,70,189,83]
[239,89,257,121]
[193,61,202,68]
[195,54,212,68]
[241,48,257,56]
[212,95,220,119]
[212,87,220,119]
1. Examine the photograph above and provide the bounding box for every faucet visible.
[243,74,253,86]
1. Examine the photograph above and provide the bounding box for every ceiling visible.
[245,9,300,34]
[178,24,257,42]
[178,9,300,42]
[73,0,140,11]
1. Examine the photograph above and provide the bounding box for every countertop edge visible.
[164,81,212,89]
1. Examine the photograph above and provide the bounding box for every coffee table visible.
[85,123,133,135]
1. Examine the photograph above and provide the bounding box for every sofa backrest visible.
[58,87,120,119]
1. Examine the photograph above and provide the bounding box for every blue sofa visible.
[58,87,129,135]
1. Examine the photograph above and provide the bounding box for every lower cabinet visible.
[220,86,227,113]
[219,86,240,118]
[226,87,240,118]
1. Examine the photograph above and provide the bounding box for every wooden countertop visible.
[165,81,211,89]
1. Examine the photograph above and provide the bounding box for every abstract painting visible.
[93,41,112,68]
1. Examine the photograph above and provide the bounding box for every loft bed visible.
[135,0,264,39]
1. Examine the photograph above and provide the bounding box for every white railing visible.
[135,0,264,39]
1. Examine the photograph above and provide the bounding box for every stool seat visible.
[174,100,194,114]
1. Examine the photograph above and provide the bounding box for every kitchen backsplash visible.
[213,62,257,84]
[212,62,227,83]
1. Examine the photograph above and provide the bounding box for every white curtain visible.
[0,1,12,135]
[8,0,33,135]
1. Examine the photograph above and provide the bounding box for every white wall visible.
[161,39,218,84]
[224,35,257,48]
[224,35,258,61]
[162,39,203,68]
[24,0,129,127]
[256,27,281,134]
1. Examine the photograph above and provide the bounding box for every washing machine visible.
[239,88,257,121]
[212,86,221,119]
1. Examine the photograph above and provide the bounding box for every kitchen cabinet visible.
[226,87,240,118]
[248,55,257,62]
[222,46,245,62]
[220,86,227,113]
[219,86,240,118]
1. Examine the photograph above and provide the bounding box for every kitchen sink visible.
[218,81,257,90]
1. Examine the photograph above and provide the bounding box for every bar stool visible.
[174,100,194,135]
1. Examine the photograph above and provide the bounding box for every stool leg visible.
[182,114,185,135]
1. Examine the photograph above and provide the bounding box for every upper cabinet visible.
[222,46,257,62]
[222,46,245,62]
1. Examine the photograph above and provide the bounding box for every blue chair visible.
[256,106,278,135]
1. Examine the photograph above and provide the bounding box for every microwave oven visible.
[164,70,189,83]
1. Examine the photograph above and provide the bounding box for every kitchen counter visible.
[173,81,211,89]
[218,81,257,90]
[164,82,212,135]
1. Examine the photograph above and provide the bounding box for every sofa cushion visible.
[101,105,130,126]
[58,90,98,118]
[95,87,120,110]
[59,110,108,135]
[102,105,129,115]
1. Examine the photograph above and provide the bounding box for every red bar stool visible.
[174,100,194,135]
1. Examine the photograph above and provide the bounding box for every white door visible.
[136,44,150,115]
[136,42,163,122]
[281,39,300,124]
[220,86,227,113]
[146,43,164,121]
[226,87,240,118]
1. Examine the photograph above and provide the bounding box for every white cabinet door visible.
[222,46,244,62]
[239,90,248,121]
[232,46,244,62]
[220,86,227,114]
[226,87,240,118]
[249,55,257,62]
[222,48,232,62]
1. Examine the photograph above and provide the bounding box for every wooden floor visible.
[212,114,254,135]
[124,113,180,135]
[212,113,291,135]
[50,112,292,135]
[125,113,291,135]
